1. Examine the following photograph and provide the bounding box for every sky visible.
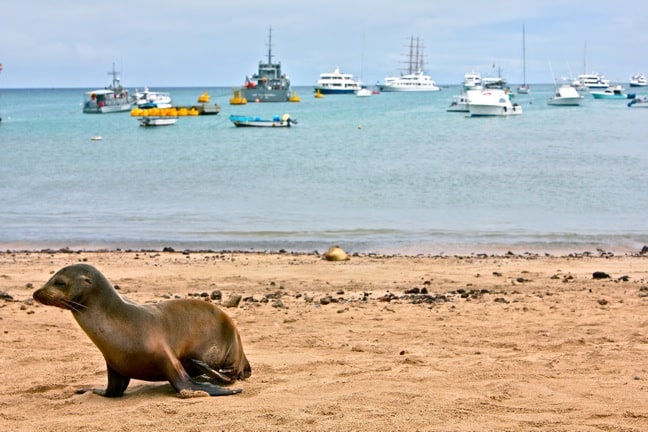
[1,0,647,89]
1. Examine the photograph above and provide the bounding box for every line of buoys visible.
[130,107,199,117]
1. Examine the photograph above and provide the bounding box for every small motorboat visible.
[627,96,648,108]
[229,114,296,128]
[138,116,178,127]
[356,87,372,97]
[548,84,583,106]
[467,89,522,116]
[591,85,630,99]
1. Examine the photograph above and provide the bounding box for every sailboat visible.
[517,24,530,94]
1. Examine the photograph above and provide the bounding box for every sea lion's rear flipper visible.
[187,379,242,396]
[190,358,235,384]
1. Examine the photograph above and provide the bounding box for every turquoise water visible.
[1,86,647,254]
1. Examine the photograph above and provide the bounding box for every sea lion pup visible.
[322,245,350,261]
[33,264,251,398]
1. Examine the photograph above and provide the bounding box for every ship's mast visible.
[108,62,121,89]
[267,26,274,65]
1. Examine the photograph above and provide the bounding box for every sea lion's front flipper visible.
[75,364,131,397]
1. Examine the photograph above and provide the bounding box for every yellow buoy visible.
[197,91,210,103]
[229,88,247,105]
[314,89,324,99]
[289,91,301,102]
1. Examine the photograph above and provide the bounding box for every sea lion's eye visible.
[53,278,66,287]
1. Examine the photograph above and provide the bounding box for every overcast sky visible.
[1,1,646,88]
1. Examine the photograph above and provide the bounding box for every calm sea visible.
[1,85,647,254]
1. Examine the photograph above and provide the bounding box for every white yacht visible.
[548,84,583,106]
[134,87,173,108]
[629,74,647,87]
[571,73,610,89]
[467,89,522,116]
[379,71,440,92]
[378,36,439,92]
[314,68,362,94]
[463,72,482,90]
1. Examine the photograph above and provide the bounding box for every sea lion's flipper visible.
[75,365,130,397]
[187,378,242,396]
[190,358,235,385]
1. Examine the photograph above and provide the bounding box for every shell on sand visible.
[322,246,350,261]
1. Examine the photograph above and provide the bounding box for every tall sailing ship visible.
[378,36,440,92]
[241,27,291,102]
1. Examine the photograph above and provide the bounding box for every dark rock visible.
[592,271,611,280]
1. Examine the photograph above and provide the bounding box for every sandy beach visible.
[1,249,647,431]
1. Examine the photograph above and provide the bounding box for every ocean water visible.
[1,85,647,254]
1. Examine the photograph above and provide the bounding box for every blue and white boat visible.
[229,114,296,127]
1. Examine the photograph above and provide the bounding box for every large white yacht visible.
[571,73,610,89]
[314,67,362,94]
[378,36,440,92]
[379,70,440,92]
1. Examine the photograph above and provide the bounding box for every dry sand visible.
[1,249,647,431]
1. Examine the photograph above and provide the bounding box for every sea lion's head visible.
[33,264,107,311]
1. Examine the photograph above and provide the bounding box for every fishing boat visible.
[138,116,177,127]
[378,36,440,92]
[315,67,362,94]
[517,25,530,94]
[134,87,172,108]
[548,84,583,106]
[591,85,629,99]
[229,114,296,128]
[467,89,522,116]
[241,27,291,102]
[82,63,134,113]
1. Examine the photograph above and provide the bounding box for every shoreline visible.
[2,242,647,258]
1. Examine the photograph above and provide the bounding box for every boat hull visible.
[469,105,522,116]
[138,117,177,126]
[378,85,440,92]
[242,87,291,102]
[314,87,356,95]
[229,115,294,128]
[548,97,582,106]
[83,103,133,114]
[591,93,628,99]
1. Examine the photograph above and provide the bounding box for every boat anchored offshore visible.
[378,36,440,92]
[134,87,172,108]
[83,63,134,113]
[591,85,630,99]
[629,74,647,87]
[548,84,584,106]
[314,68,363,94]
[229,114,296,128]
[241,27,291,102]
[138,116,178,127]
[467,89,522,116]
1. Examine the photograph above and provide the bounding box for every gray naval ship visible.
[242,27,291,102]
